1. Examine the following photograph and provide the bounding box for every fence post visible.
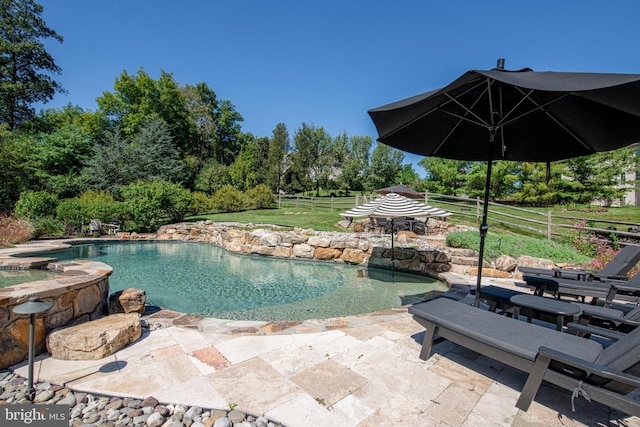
[356,194,359,206]
[331,196,334,210]
[425,191,428,204]
[296,196,299,208]
[312,196,315,210]
[477,197,481,223]
[278,194,281,208]
[547,210,552,240]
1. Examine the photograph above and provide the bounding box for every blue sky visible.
[36,0,640,173]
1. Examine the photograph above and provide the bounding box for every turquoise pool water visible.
[0,269,58,288]
[29,241,448,321]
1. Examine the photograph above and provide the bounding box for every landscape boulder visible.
[109,288,146,314]
[495,254,518,272]
[47,313,141,360]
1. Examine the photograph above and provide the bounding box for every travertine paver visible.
[290,359,368,407]
[205,357,302,416]
[10,275,640,427]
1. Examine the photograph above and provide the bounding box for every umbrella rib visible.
[377,79,489,142]
[501,88,592,150]
[434,83,492,155]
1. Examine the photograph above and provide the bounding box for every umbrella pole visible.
[474,159,492,307]
[391,218,395,282]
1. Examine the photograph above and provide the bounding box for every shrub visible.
[78,190,123,223]
[14,191,59,219]
[245,184,275,210]
[121,181,194,232]
[191,191,214,215]
[0,214,34,246]
[31,216,64,238]
[211,185,246,213]
[446,230,591,264]
[56,198,89,235]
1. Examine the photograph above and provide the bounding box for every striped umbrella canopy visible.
[340,193,450,219]
[340,193,451,280]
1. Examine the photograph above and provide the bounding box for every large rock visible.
[109,288,146,314]
[47,313,141,360]
[495,254,518,272]
[516,255,554,270]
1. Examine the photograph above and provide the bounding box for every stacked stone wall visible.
[155,221,452,277]
[0,258,111,369]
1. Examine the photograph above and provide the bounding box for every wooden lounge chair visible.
[518,244,640,281]
[409,297,640,416]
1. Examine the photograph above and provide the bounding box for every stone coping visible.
[0,240,113,305]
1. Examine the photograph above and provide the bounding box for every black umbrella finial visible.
[497,58,505,70]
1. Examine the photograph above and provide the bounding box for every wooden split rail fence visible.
[277,193,640,245]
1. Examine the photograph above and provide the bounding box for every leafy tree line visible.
[417,149,637,206]
[0,0,636,237]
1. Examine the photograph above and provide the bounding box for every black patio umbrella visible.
[368,59,640,306]
[375,183,424,199]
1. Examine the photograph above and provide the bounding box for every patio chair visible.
[523,273,640,304]
[409,297,640,416]
[566,303,640,341]
[518,244,640,281]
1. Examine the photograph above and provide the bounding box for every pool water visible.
[0,269,58,288]
[33,241,448,321]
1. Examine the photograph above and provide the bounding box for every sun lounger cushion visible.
[409,298,604,363]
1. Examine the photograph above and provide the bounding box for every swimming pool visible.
[0,268,59,288]
[36,241,448,321]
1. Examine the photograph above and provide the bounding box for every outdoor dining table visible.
[510,294,582,331]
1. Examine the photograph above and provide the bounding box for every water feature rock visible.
[47,313,141,360]
[109,288,146,314]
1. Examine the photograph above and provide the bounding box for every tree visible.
[194,160,230,195]
[365,143,404,191]
[419,157,469,195]
[31,124,93,198]
[84,119,183,196]
[558,148,637,205]
[264,123,290,193]
[291,123,335,195]
[336,133,371,195]
[96,68,196,153]
[510,162,562,205]
[32,104,109,143]
[182,82,243,165]
[229,136,260,191]
[0,127,39,210]
[399,164,421,188]
[0,0,64,129]
[464,161,519,201]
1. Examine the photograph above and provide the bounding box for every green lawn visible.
[189,207,346,231]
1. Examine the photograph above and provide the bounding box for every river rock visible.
[47,313,141,360]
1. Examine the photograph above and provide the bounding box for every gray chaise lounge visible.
[409,297,640,416]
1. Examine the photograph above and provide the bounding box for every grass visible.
[446,230,591,265]
[189,207,345,232]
